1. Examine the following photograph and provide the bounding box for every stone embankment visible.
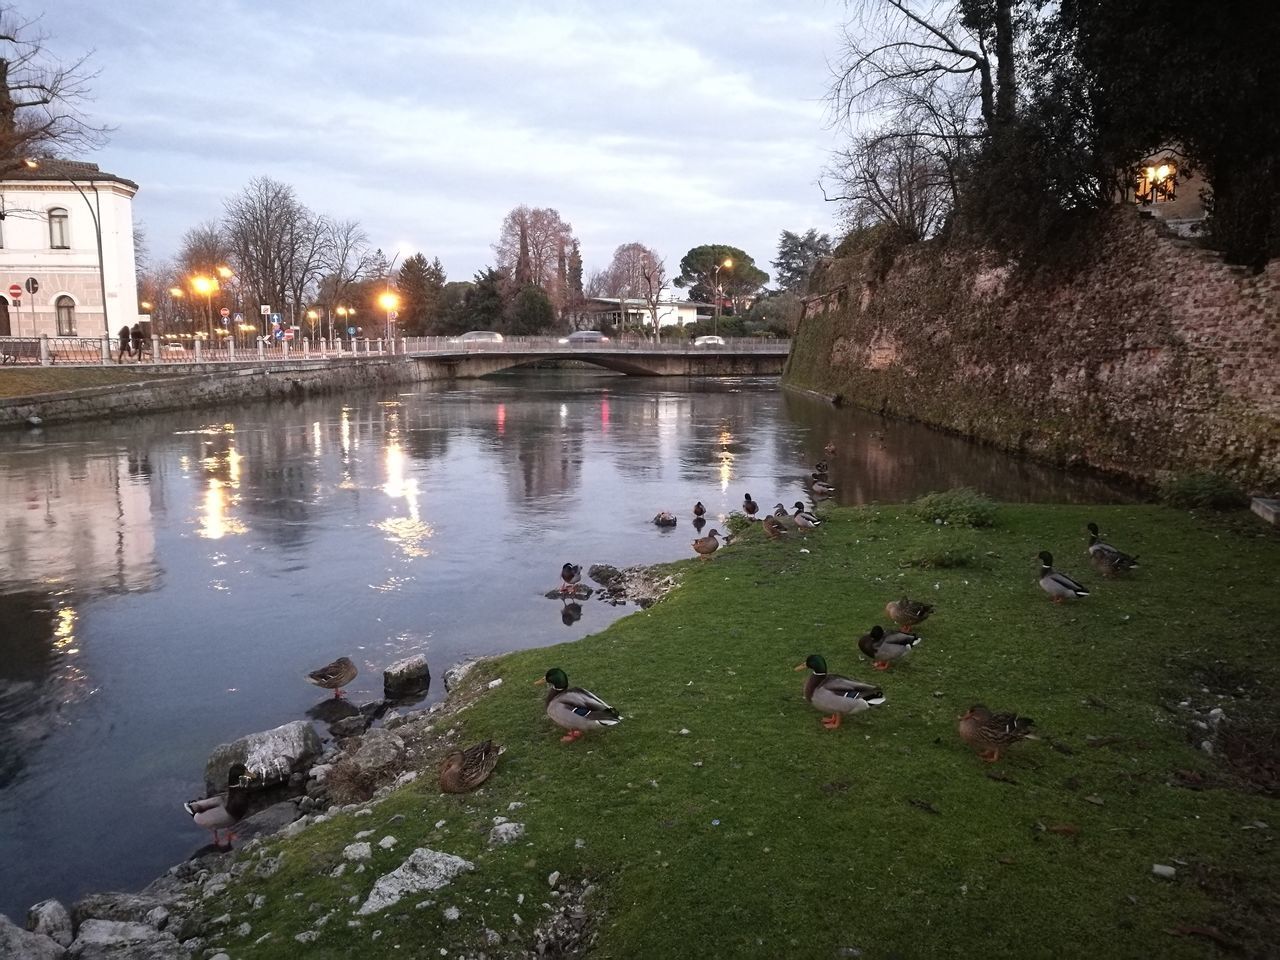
[0,565,675,959]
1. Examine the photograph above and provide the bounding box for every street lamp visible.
[306,309,319,343]
[25,158,110,335]
[712,257,733,336]
[377,291,400,344]
[191,275,217,337]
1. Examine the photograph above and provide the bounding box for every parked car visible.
[693,335,726,346]
[451,330,504,343]
[161,342,187,353]
[558,330,610,345]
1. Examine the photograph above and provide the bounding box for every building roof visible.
[2,158,139,191]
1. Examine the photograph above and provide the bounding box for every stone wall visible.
[0,358,428,430]
[786,209,1280,489]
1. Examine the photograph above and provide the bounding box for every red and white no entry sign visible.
[8,283,22,299]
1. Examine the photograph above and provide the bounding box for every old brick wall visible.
[786,209,1280,489]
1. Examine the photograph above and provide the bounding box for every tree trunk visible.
[994,0,1016,125]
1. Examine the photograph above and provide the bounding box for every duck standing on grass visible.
[857,625,923,670]
[692,528,722,558]
[957,705,1036,762]
[742,493,760,519]
[885,597,934,631]
[535,667,622,743]
[1086,522,1139,575]
[306,656,358,699]
[560,562,582,594]
[762,514,789,540]
[792,502,822,530]
[439,740,501,793]
[1037,551,1089,603]
[183,763,255,848]
[794,654,886,729]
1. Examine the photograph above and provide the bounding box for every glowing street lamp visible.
[377,291,400,342]
[712,257,733,336]
[190,275,219,336]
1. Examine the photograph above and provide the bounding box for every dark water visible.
[0,372,1131,918]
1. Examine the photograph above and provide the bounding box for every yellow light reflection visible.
[53,605,78,651]
[227,446,242,487]
[312,421,322,452]
[340,409,352,459]
[199,478,247,539]
[718,427,735,491]
[378,441,430,557]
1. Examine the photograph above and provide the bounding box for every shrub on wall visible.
[1157,471,1248,510]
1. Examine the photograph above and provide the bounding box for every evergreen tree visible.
[507,284,555,335]
[463,268,506,330]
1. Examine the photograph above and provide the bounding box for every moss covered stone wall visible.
[786,209,1280,489]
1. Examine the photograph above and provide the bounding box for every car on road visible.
[451,330,504,343]
[558,330,611,345]
[161,342,186,353]
[693,335,726,346]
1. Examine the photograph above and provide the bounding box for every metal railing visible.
[0,334,788,368]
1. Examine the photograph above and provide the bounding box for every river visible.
[0,371,1131,918]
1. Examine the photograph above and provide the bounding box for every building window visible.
[1136,162,1177,204]
[56,296,76,335]
[49,207,70,248]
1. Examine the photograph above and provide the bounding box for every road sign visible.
[283,329,294,341]
[219,307,230,317]
[347,326,356,336]
[8,283,21,299]
[260,304,271,315]
[388,310,398,321]
[24,277,38,295]
[233,312,244,323]
[274,329,284,341]
[270,313,282,326]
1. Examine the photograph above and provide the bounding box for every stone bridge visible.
[400,336,790,377]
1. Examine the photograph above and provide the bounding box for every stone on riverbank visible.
[0,911,66,960]
[70,894,173,932]
[204,720,322,794]
[383,655,431,698]
[27,900,73,947]
[351,728,405,778]
[66,919,186,960]
[355,848,475,915]
[234,801,303,843]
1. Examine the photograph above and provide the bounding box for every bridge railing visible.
[400,335,789,355]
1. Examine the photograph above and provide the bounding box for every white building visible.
[572,289,712,331]
[0,159,140,339]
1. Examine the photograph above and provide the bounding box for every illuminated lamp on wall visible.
[1136,161,1177,204]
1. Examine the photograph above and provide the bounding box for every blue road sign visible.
[274,328,284,341]
[270,313,282,326]
[347,326,356,335]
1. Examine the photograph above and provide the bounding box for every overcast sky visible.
[52,0,849,283]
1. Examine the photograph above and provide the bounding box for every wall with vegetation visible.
[786,210,1280,489]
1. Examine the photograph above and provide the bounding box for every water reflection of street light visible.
[712,257,733,336]
[377,291,400,343]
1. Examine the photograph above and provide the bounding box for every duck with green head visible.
[857,625,923,670]
[1086,522,1139,575]
[183,762,256,847]
[535,667,622,743]
[1037,551,1089,603]
[794,654,886,729]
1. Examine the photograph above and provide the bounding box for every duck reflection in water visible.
[560,600,583,627]
[692,515,706,533]
[306,697,361,724]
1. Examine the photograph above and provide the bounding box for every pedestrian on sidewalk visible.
[117,324,133,362]
[131,323,145,360]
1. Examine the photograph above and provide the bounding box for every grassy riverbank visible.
[0,366,180,399]
[208,503,1277,959]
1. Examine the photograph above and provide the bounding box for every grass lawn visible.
[0,366,183,400]
[205,503,1278,959]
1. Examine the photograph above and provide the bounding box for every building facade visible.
[0,160,140,338]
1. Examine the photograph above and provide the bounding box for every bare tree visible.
[317,218,374,325]
[823,128,953,239]
[0,5,109,169]
[178,220,231,277]
[584,268,609,299]
[493,205,576,312]
[602,242,658,300]
[639,253,667,342]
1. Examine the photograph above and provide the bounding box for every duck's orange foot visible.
[559,730,583,743]
[874,661,890,671]
[980,749,1001,763]
[821,714,842,730]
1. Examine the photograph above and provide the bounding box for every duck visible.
[652,511,678,528]
[957,704,1036,762]
[535,667,621,743]
[814,460,829,476]
[184,762,255,847]
[823,441,837,456]
[693,501,706,518]
[811,478,836,496]
[1086,522,1138,575]
[885,597,934,631]
[438,739,501,793]
[773,502,791,520]
[306,656,358,699]
[560,562,582,594]
[792,502,822,529]
[692,529,722,558]
[742,493,759,518]
[857,625,923,670]
[794,654,885,729]
[1037,551,1089,603]
[762,514,789,539]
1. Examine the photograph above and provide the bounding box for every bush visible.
[911,488,997,527]
[1157,471,1248,510]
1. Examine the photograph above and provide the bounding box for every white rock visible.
[379,836,398,850]
[211,953,231,960]
[508,802,525,812]
[1152,864,1177,879]
[355,848,477,916]
[434,820,447,829]
[309,763,333,782]
[0,913,64,959]
[295,930,319,943]
[331,863,348,878]
[235,922,252,937]
[393,771,419,789]
[443,906,460,922]
[355,830,374,840]
[281,817,310,839]
[487,678,503,689]
[488,821,525,846]
[354,808,373,818]
[343,842,373,862]
[547,871,560,889]
[26,899,73,946]
[205,719,323,792]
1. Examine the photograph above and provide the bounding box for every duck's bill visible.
[534,677,547,685]
[793,662,808,671]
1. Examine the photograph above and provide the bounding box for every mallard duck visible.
[773,502,791,519]
[762,514,789,539]
[306,656,358,698]
[957,704,1036,762]
[1086,522,1138,575]
[1037,551,1089,603]
[653,511,678,528]
[693,501,706,518]
[742,493,759,518]
[792,502,822,529]
[692,529,722,558]
[560,562,582,594]
[438,739,501,793]
[857,625,923,670]
[885,597,934,631]
[535,667,621,743]
[794,654,885,729]
[824,441,837,456]
[811,478,835,496]
[814,460,829,476]
[184,762,255,847]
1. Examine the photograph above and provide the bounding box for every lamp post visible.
[168,287,185,340]
[712,257,733,336]
[377,291,400,346]
[336,305,349,342]
[191,275,217,338]
[25,159,110,335]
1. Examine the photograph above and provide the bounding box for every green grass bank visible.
[199,503,1278,959]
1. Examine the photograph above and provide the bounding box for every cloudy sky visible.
[51,0,850,283]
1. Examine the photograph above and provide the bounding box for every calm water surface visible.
[0,372,1131,917]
